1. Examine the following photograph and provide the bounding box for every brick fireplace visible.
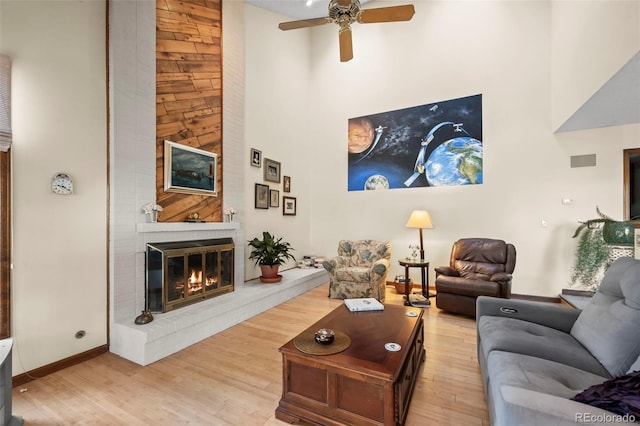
[110,221,327,366]
[110,221,244,366]
[109,1,330,368]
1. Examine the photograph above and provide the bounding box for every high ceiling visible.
[243,0,640,132]
[244,0,373,20]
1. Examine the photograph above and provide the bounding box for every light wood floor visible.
[13,283,489,425]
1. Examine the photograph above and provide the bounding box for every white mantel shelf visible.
[137,221,239,233]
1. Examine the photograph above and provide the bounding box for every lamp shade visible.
[405,210,433,229]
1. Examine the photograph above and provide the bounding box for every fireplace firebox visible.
[145,238,234,312]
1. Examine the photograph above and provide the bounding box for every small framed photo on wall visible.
[283,176,291,193]
[255,183,269,209]
[264,158,281,183]
[270,189,279,207]
[283,196,296,216]
[250,148,262,167]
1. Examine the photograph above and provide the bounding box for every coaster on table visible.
[385,342,401,352]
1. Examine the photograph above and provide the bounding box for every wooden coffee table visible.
[275,303,425,425]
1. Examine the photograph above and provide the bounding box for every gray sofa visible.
[476,257,640,425]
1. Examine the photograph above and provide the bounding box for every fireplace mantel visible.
[137,222,239,233]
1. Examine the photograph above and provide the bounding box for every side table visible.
[398,258,431,308]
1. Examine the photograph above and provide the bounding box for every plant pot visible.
[260,264,282,283]
[602,221,634,246]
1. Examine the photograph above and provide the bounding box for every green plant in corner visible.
[570,207,633,290]
[248,231,295,283]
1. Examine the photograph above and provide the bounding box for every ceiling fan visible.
[278,0,415,62]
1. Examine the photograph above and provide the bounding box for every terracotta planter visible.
[260,264,282,283]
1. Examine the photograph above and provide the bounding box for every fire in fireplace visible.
[145,238,234,312]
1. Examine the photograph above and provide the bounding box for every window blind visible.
[0,55,11,152]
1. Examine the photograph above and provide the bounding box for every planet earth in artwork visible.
[364,174,390,190]
[425,137,483,186]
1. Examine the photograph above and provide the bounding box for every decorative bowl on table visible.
[314,328,335,345]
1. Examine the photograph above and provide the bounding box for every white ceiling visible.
[244,0,373,20]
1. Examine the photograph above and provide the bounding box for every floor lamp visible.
[405,210,433,260]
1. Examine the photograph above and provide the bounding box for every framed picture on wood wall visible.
[283,196,296,216]
[264,158,281,183]
[164,140,217,196]
[255,183,269,209]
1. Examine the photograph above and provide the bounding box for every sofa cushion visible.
[452,239,509,280]
[479,316,610,377]
[436,276,500,297]
[572,370,640,419]
[335,266,370,282]
[628,356,640,375]
[487,351,613,426]
[570,258,640,377]
[348,240,388,267]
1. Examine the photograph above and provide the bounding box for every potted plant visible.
[248,231,295,283]
[571,207,634,290]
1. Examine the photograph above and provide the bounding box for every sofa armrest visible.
[435,266,459,277]
[476,296,581,333]
[490,272,512,283]
[371,258,390,282]
[323,256,349,273]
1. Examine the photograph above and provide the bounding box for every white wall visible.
[0,1,107,374]
[244,5,313,279]
[245,0,640,296]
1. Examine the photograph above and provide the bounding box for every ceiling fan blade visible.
[278,17,331,31]
[357,4,415,24]
[339,28,353,62]
[336,0,351,6]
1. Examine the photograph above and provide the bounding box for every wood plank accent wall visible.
[156,0,223,222]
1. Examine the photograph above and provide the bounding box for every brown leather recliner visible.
[435,238,516,317]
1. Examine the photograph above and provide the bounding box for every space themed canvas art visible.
[347,94,483,191]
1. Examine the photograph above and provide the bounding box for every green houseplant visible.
[571,207,634,290]
[248,231,295,283]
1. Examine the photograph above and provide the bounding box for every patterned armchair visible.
[323,240,391,302]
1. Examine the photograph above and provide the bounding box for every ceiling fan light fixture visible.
[278,0,415,62]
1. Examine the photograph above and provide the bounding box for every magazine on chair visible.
[344,298,384,312]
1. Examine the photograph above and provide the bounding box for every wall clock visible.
[51,172,73,195]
